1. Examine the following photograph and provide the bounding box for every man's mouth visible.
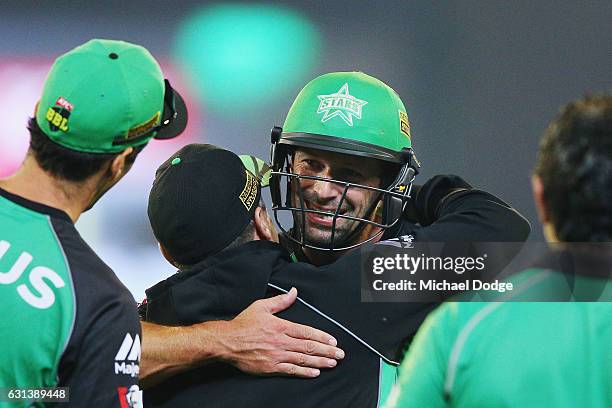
[303,200,347,227]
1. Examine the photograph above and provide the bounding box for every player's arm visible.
[406,175,531,242]
[140,288,344,388]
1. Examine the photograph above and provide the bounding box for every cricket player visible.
[0,39,340,407]
[141,143,526,407]
[0,39,186,406]
[268,72,530,266]
[385,94,612,408]
[139,72,531,406]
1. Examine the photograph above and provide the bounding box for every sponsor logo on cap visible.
[399,110,411,140]
[127,111,160,139]
[317,83,368,126]
[55,97,74,112]
[239,170,259,211]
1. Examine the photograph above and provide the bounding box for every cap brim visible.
[239,155,271,187]
[154,86,188,140]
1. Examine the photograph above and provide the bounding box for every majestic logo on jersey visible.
[115,333,141,378]
[117,385,143,408]
[0,240,66,309]
[317,83,368,126]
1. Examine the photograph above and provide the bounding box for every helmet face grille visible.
[269,125,419,252]
[270,169,415,252]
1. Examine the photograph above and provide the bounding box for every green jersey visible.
[386,248,612,408]
[0,189,75,399]
[0,188,141,407]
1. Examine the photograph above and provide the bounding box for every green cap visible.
[281,71,412,163]
[36,39,187,154]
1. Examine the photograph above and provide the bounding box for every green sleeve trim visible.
[377,358,398,407]
[46,216,77,385]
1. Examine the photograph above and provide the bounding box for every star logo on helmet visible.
[317,83,368,126]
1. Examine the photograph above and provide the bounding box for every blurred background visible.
[1,1,611,299]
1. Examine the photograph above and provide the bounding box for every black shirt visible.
[141,175,530,407]
[144,241,432,408]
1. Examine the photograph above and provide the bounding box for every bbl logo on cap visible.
[317,83,368,127]
[46,97,73,132]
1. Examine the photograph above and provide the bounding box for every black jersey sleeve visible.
[52,218,142,407]
[390,174,531,242]
[279,176,531,362]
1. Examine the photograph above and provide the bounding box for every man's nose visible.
[311,176,342,202]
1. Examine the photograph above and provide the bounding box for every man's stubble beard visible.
[298,216,360,248]
[291,195,364,248]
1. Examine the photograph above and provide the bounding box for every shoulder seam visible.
[443,270,553,397]
[47,216,77,384]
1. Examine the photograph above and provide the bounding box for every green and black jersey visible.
[0,188,141,407]
[140,175,531,408]
[142,241,413,408]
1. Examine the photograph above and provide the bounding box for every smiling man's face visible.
[289,147,387,248]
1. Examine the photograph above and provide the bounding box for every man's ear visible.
[253,206,276,242]
[109,147,134,183]
[531,175,550,224]
[159,244,179,268]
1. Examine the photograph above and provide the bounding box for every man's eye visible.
[303,159,320,169]
[339,170,363,180]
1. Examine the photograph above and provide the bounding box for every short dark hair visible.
[220,198,267,253]
[534,95,612,242]
[222,220,257,252]
[28,117,143,182]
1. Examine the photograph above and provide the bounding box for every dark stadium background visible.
[1,0,611,298]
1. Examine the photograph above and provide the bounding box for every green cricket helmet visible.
[270,71,420,251]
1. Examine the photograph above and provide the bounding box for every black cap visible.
[148,144,262,265]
